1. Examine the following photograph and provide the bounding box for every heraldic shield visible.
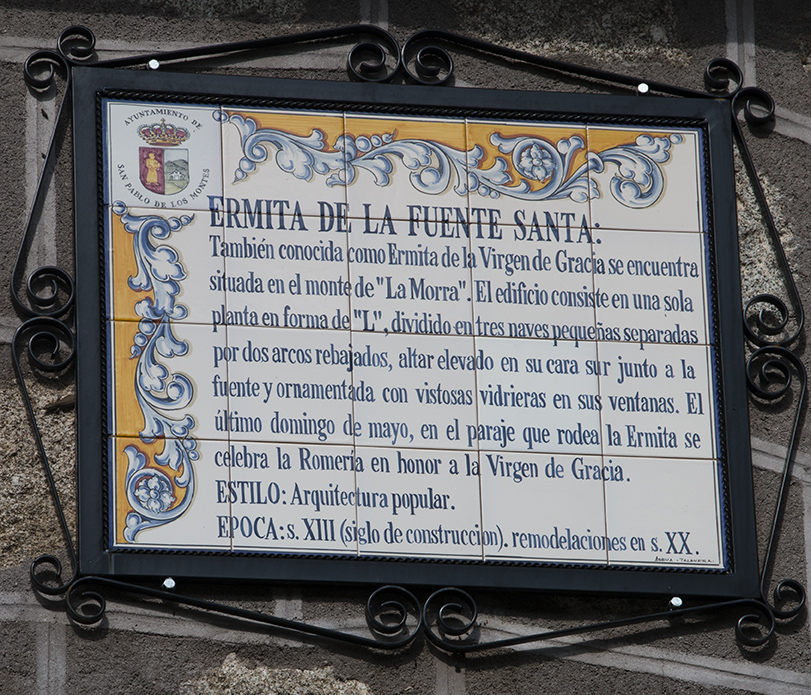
[138,119,190,195]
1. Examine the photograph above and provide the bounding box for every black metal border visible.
[71,65,758,599]
[11,25,805,652]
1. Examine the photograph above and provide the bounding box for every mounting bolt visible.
[162,577,176,592]
[148,59,160,70]
[637,82,650,95]
[669,596,683,610]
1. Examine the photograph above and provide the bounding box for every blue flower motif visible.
[134,473,175,514]
[517,143,557,182]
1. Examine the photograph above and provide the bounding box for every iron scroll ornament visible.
[13,25,806,653]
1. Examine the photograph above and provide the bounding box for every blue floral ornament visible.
[134,472,175,514]
[516,142,557,182]
[122,444,195,542]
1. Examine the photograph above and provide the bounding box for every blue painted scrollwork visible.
[220,113,683,208]
[112,203,197,541]
[13,25,806,654]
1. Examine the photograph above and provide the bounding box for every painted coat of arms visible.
[138,118,190,195]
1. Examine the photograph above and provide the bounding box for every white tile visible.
[604,456,724,568]
[347,221,473,334]
[107,320,228,441]
[220,108,346,220]
[222,214,351,333]
[587,126,704,233]
[597,342,718,459]
[356,446,483,559]
[475,337,601,455]
[224,326,355,445]
[109,436,232,550]
[344,114,468,222]
[470,228,597,339]
[481,451,608,564]
[466,120,591,231]
[592,228,711,345]
[106,205,225,325]
[352,332,478,450]
[104,100,223,212]
[229,441,359,555]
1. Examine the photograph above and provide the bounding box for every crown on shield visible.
[138,119,190,146]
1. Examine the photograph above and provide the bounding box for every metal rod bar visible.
[12,318,77,594]
[11,54,74,319]
[92,24,400,72]
[12,25,808,655]
[401,29,711,97]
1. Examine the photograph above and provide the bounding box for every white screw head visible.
[637,82,650,95]
[162,577,176,591]
[148,59,160,70]
[669,596,683,609]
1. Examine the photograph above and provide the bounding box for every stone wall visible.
[2,1,811,692]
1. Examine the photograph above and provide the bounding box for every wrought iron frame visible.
[11,25,807,653]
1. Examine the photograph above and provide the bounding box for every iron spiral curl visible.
[744,294,790,345]
[24,50,68,91]
[19,266,74,321]
[746,345,801,401]
[23,26,95,90]
[346,28,401,83]
[733,86,776,127]
[56,25,97,62]
[703,58,744,95]
[729,593,804,648]
[401,33,454,85]
[23,24,96,91]
[422,587,478,651]
[768,579,806,620]
[734,600,777,647]
[66,577,107,625]
[14,316,75,373]
[30,554,77,597]
[13,318,77,595]
[14,28,91,318]
[365,585,423,642]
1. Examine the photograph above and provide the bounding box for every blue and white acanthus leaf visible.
[339,132,470,195]
[215,111,347,185]
[112,203,198,542]
[591,133,683,208]
[123,444,194,542]
[220,113,684,210]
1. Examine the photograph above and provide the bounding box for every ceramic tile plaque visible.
[74,68,758,596]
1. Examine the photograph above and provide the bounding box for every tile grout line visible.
[483,623,811,694]
[751,436,811,484]
[725,0,741,69]
[773,106,811,147]
[359,0,389,32]
[272,587,304,648]
[376,0,389,32]
[359,0,371,25]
